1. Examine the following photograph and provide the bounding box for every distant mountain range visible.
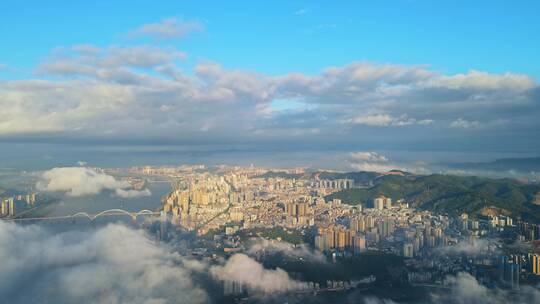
[447,156,540,173]
[324,172,540,223]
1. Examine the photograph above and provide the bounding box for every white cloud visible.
[0,222,208,304]
[349,151,428,174]
[130,17,204,39]
[350,162,405,173]
[437,238,500,255]
[428,70,536,92]
[349,114,434,127]
[433,272,540,304]
[36,167,151,198]
[38,45,186,76]
[361,297,399,304]
[351,151,389,162]
[115,188,152,198]
[350,114,394,126]
[450,118,480,129]
[0,80,134,135]
[247,238,327,263]
[0,44,538,149]
[210,253,304,293]
[417,119,435,125]
[441,272,494,304]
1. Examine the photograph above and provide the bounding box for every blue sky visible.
[0,0,539,164]
[1,0,539,78]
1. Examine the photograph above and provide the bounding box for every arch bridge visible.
[4,209,160,222]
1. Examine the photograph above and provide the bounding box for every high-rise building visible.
[336,228,351,250]
[352,234,366,255]
[286,202,309,218]
[378,219,394,238]
[374,196,392,210]
[385,197,392,208]
[326,229,335,250]
[0,200,7,216]
[297,203,307,217]
[350,218,359,233]
[365,216,375,229]
[315,235,326,251]
[532,254,540,275]
[403,243,414,258]
[374,197,385,210]
[25,193,37,205]
[7,198,15,216]
[315,225,354,252]
[501,256,520,289]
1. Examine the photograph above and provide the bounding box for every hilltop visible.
[325,173,540,223]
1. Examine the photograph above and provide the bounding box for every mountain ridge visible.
[324,172,540,223]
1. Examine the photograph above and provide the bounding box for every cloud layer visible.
[37,167,151,197]
[1,20,539,152]
[433,272,540,304]
[247,238,327,263]
[0,222,208,304]
[1,220,538,304]
[210,253,303,293]
[0,221,318,303]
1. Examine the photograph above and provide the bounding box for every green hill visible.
[326,174,540,223]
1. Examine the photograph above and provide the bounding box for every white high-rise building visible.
[374,197,385,210]
[374,196,392,210]
[403,243,414,258]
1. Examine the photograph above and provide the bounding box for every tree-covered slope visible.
[326,174,540,222]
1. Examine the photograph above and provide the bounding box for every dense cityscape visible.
[4,163,539,302]
[152,165,540,293]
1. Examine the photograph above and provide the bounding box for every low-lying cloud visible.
[349,151,428,174]
[247,238,327,263]
[432,272,540,304]
[2,220,539,303]
[0,221,319,303]
[36,167,151,198]
[0,221,208,304]
[115,188,152,198]
[211,253,304,293]
[437,238,500,256]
